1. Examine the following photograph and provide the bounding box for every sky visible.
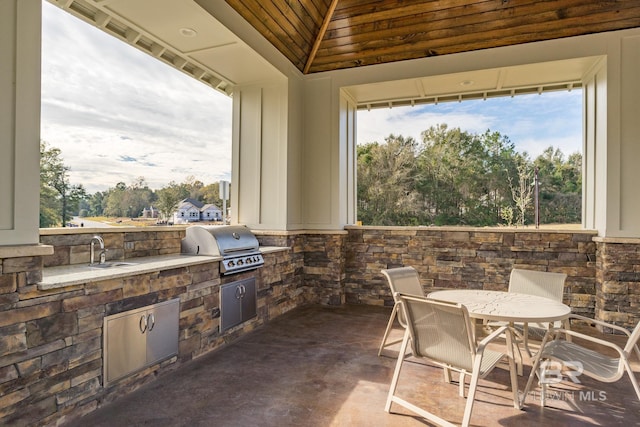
[357,91,582,156]
[41,2,582,195]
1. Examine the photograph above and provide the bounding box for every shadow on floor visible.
[66,304,640,427]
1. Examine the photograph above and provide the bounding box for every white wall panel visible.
[0,0,41,245]
[619,35,640,233]
[303,78,333,225]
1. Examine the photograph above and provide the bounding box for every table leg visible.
[505,322,524,376]
[505,326,520,409]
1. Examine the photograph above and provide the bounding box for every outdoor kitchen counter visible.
[38,246,288,290]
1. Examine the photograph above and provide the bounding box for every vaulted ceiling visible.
[51,0,640,103]
[224,0,640,74]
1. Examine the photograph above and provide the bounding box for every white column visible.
[0,0,41,246]
[231,79,293,229]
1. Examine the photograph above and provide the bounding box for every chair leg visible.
[443,367,452,383]
[378,304,399,356]
[461,365,483,426]
[521,323,533,358]
[514,343,524,376]
[385,329,410,412]
[459,372,466,397]
[505,330,520,409]
[623,360,640,402]
[519,330,552,409]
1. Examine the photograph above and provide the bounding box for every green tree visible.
[155,183,182,222]
[85,191,106,216]
[416,125,517,226]
[356,125,581,227]
[101,178,155,218]
[40,141,86,227]
[103,182,127,217]
[357,135,423,225]
[182,175,205,200]
[508,153,534,227]
[534,147,582,224]
[201,182,223,207]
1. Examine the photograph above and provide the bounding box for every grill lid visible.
[181,225,264,275]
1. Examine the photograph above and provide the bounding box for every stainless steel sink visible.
[89,262,138,269]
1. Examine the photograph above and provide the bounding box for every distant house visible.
[141,206,158,219]
[174,198,222,223]
[201,204,222,222]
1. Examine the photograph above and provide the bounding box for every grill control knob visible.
[237,259,244,266]
[246,258,252,264]
[228,261,235,267]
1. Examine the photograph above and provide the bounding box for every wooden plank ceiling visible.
[224,0,640,74]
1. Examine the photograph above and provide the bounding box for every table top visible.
[427,289,571,323]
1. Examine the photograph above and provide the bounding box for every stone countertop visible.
[38,246,289,291]
[38,254,219,290]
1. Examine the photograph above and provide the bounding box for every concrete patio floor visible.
[66,304,640,427]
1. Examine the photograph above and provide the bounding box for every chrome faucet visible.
[90,235,107,265]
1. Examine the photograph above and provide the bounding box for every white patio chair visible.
[385,294,518,427]
[521,314,640,408]
[507,269,567,354]
[487,269,567,361]
[378,267,426,356]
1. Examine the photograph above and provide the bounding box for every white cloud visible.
[41,3,582,194]
[357,108,496,145]
[41,2,232,193]
[357,92,582,159]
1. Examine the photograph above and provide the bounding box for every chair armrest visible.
[477,325,509,352]
[567,314,632,337]
[549,328,626,358]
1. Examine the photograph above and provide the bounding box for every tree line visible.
[40,141,228,227]
[41,123,582,229]
[357,124,581,227]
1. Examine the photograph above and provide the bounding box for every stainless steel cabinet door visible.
[105,308,148,383]
[147,299,179,363]
[221,281,243,331]
[104,299,179,385]
[241,280,257,321]
[220,278,257,332]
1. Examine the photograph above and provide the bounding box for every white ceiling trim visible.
[48,0,234,94]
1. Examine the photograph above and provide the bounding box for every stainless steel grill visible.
[181,225,264,275]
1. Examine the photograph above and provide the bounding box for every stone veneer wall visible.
[3,226,640,425]
[594,238,640,329]
[302,232,347,306]
[254,231,346,306]
[344,226,599,318]
[39,228,184,267]
[0,228,305,426]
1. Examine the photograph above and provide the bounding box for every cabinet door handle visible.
[147,313,155,332]
[139,314,148,333]
[235,285,242,299]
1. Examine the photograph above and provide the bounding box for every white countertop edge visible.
[38,254,220,290]
[38,246,288,291]
[259,246,290,254]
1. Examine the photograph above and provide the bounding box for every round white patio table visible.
[427,289,571,323]
[427,288,572,401]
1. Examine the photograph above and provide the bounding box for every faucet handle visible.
[99,249,107,264]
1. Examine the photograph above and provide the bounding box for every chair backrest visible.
[381,267,425,303]
[399,294,476,372]
[508,268,567,302]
